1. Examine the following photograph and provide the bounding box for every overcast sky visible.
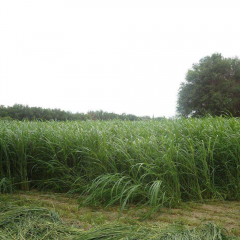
[1,0,240,117]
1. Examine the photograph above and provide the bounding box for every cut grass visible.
[1,192,240,238]
[0,193,237,239]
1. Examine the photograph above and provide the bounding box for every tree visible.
[177,53,240,117]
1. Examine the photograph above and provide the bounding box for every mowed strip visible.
[9,191,240,237]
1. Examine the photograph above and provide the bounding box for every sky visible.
[1,0,240,118]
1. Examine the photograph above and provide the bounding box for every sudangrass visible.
[0,117,240,211]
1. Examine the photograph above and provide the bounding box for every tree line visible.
[0,104,156,121]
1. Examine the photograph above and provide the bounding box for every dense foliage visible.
[0,104,142,121]
[0,119,240,211]
[177,53,240,117]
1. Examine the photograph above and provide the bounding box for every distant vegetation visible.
[177,53,240,117]
[0,118,239,213]
[0,104,159,121]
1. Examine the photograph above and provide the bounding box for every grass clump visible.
[0,176,14,193]
[0,202,81,239]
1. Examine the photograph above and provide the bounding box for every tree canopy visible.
[177,53,240,117]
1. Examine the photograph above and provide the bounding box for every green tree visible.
[177,53,240,117]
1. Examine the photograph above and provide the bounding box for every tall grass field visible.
[0,118,239,211]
